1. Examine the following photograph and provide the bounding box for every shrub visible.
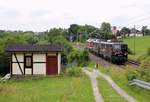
[126,66,150,82]
[67,49,89,66]
[127,48,133,55]
[140,57,150,68]
[66,67,82,76]
[126,70,140,81]
[138,67,150,82]
[147,47,150,55]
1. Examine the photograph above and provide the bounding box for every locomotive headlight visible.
[124,52,128,56]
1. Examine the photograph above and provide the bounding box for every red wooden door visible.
[46,56,58,75]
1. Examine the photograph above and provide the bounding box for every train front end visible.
[112,44,128,64]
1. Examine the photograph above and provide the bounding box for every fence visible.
[129,79,150,90]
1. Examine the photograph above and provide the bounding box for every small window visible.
[113,44,121,49]
[25,56,32,68]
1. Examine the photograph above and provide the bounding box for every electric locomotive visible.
[86,38,128,64]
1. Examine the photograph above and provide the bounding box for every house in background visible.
[6,44,63,76]
[129,29,143,37]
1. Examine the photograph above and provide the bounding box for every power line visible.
[127,12,150,23]
[123,12,150,27]
[128,16,150,25]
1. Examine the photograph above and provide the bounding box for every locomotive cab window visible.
[121,44,127,51]
[113,44,121,49]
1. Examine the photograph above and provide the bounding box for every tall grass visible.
[0,76,94,102]
[124,36,150,55]
[97,77,127,102]
[98,66,150,102]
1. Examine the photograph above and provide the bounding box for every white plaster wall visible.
[12,53,61,75]
[33,63,46,75]
[12,53,24,62]
[12,63,24,75]
[25,69,32,74]
[33,54,46,75]
[33,54,46,62]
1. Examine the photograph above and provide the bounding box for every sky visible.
[0,0,150,31]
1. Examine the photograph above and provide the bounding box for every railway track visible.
[126,59,140,67]
[89,52,124,68]
[89,52,140,68]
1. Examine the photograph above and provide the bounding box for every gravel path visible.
[94,69,137,102]
[82,68,104,102]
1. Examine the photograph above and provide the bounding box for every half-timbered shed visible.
[6,44,63,76]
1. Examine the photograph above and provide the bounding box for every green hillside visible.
[124,36,150,58]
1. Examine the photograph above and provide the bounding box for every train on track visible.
[86,38,128,64]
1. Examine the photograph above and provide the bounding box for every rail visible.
[127,60,140,66]
[129,79,150,90]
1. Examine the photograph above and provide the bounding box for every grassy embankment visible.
[0,76,94,102]
[87,61,128,102]
[97,77,127,102]
[123,36,150,60]
[95,36,150,102]
[98,66,150,102]
[84,36,150,102]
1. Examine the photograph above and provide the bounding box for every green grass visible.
[97,77,127,102]
[98,66,150,102]
[124,36,150,59]
[0,76,94,102]
[86,61,96,71]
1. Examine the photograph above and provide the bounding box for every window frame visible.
[24,55,33,68]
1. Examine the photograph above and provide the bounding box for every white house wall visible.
[12,52,61,75]
[33,54,46,62]
[33,54,46,75]
[12,63,24,75]
[25,69,32,74]
[33,63,46,75]
[12,54,23,62]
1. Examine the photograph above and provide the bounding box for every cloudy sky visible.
[0,0,150,31]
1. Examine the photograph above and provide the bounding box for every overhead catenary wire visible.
[119,11,150,29]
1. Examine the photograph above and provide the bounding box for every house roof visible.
[6,44,63,52]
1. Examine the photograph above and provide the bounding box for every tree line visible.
[0,28,89,75]
[0,22,150,75]
[65,23,150,42]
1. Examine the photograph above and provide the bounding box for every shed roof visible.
[6,44,63,52]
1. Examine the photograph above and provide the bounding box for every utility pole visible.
[77,32,79,45]
[134,25,136,55]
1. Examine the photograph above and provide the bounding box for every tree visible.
[47,28,64,42]
[77,25,97,42]
[68,24,79,34]
[100,22,112,39]
[120,27,130,36]
[141,26,150,36]
[141,26,147,36]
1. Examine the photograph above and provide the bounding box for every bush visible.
[66,67,82,76]
[147,47,150,55]
[126,70,140,81]
[138,68,150,82]
[0,53,10,75]
[67,49,89,66]
[140,59,150,68]
[126,66,150,82]
[127,48,133,55]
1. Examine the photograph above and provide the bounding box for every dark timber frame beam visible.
[10,53,12,76]
[24,53,33,75]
